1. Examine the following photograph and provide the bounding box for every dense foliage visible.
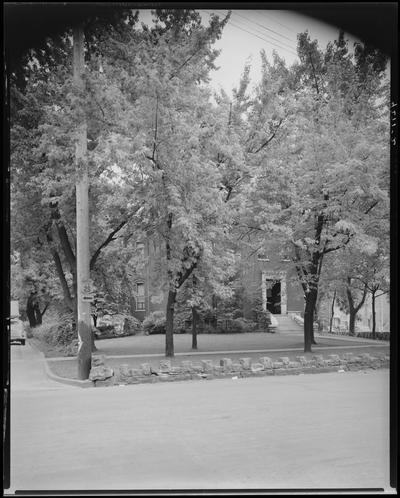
[10,10,390,354]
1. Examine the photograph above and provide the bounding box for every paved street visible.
[7,342,391,493]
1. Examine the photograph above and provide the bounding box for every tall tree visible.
[240,31,389,352]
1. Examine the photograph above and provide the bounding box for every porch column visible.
[261,271,267,311]
[280,273,287,315]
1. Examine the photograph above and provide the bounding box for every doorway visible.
[266,279,281,314]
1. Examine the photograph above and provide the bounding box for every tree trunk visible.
[26,295,38,327]
[329,289,336,333]
[34,304,42,325]
[91,328,97,352]
[304,289,317,352]
[349,309,356,336]
[371,290,376,339]
[192,306,198,350]
[165,289,176,357]
[346,287,356,336]
[346,281,367,336]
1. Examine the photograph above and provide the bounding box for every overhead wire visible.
[233,11,297,44]
[202,10,298,58]
[257,10,297,34]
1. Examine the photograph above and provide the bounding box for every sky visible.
[137,9,361,94]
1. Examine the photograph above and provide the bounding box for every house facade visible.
[131,237,167,322]
[240,241,304,320]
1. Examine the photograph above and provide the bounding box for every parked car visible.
[10,301,26,345]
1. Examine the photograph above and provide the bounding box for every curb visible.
[28,340,94,388]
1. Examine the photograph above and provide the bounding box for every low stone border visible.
[89,352,390,388]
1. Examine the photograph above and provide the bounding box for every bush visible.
[224,317,258,333]
[95,314,143,339]
[212,317,258,334]
[123,315,143,335]
[143,311,166,335]
[356,331,390,341]
[32,313,79,356]
[232,309,244,319]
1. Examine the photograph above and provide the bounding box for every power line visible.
[229,20,298,57]
[233,11,297,44]
[230,13,297,52]
[258,11,296,34]
[203,10,298,57]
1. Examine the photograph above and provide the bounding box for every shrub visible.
[123,315,143,335]
[43,313,76,348]
[232,309,244,319]
[356,331,390,341]
[95,314,143,339]
[32,313,78,356]
[143,311,166,335]
[226,317,258,333]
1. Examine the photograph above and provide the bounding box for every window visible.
[136,242,145,258]
[136,282,145,311]
[257,253,270,261]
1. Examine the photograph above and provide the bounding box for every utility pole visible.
[73,24,91,379]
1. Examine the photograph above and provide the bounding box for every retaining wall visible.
[88,352,390,387]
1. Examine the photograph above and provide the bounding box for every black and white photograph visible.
[3,2,397,495]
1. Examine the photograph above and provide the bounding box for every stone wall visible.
[89,352,390,387]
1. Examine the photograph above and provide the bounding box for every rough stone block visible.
[94,376,115,387]
[191,364,203,373]
[159,360,172,373]
[92,354,107,367]
[140,363,152,376]
[251,362,264,372]
[181,361,194,373]
[232,362,242,372]
[296,356,308,365]
[347,355,363,363]
[343,353,354,361]
[201,360,214,373]
[288,361,301,368]
[191,373,207,380]
[118,364,131,376]
[259,357,273,369]
[170,366,183,375]
[239,358,251,370]
[240,370,253,378]
[279,356,290,366]
[272,361,284,369]
[312,355,325,366]
[220,358,233,371]
[327,354,341,365]
[89,365,114,381]
[359,353,373,361]
[150,365,160,375]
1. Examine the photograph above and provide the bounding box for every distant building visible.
[130,237,167,321]
[240,240,304,320]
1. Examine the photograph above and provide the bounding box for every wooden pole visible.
[73,24,91,379]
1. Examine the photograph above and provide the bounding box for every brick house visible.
[131,238,167,321]
[130,236,306,323]
[240,240,304,320]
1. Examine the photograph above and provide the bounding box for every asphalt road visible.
[7,342,392,493]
